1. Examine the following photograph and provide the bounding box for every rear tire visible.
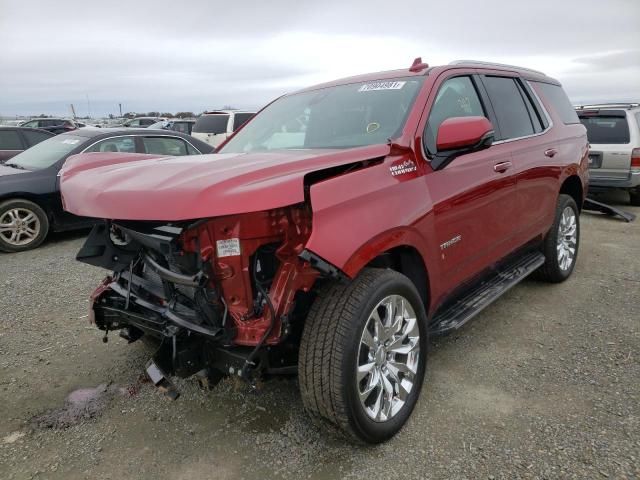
[629,190,640,207]
[536,194,579,283]
[298,268,428,444]
[0,199,49,253]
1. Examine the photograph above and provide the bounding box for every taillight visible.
[632,148,640,171]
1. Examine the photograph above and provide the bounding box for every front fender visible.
[305,156,437,278]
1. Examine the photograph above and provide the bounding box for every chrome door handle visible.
[544,148,558,158]
[493,161,512,173]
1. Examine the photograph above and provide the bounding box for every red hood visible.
[60,145,390,221]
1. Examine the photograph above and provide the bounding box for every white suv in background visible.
[576,103,640,206]
[192,110,255,148]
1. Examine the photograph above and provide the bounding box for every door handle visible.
[493,161,512,173]
[544,148,558,158]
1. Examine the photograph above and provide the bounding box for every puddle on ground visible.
[31,382,139,429]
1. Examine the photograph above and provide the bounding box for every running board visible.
[429,251,545,335]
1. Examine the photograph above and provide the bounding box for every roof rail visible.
[449,60,545,75]
[574,102,640,110]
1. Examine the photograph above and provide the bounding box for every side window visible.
[533,82,580,125]
[0,130,24,150]
[424,76,485,155]
[127,119,140,127]
[140,119,155,126]
[21,120,38,128]
[22,130,52,146]
[186,143,200,154]
[516,81,543,133]
[85,137,137,153]
[232,113,254,131]
[142,137,188,156]
[482,76,534,140]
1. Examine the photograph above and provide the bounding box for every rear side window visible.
[0,130,23,150]
[22,130,52,146]
[193,114,229,134]
[534,83,579,125]
[482,76,534,140]
[142,137,188,156]
[424,76,485,154]
[578,113,630,144]
[85,137,137,153]
[232,113,254,131]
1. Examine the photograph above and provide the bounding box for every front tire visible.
[0,199,49,253]
[536,194,580,282]
[298,268,428,444]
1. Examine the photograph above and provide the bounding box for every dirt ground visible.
[1,191,638,480]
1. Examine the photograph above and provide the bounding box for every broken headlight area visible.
[80,206,321,385]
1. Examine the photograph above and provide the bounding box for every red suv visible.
[60,59,588,444]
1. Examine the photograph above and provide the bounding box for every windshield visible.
[5,134,84,170]
[193,114,229,134]
[219,77,424,153]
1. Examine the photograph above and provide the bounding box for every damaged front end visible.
[80,205,325,386]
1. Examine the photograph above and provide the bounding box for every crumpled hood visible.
[60,145,390,220]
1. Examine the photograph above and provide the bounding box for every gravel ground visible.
[0,191,638,480]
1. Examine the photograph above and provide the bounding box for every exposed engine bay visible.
[79,205,331,389]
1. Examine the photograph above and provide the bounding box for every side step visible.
[429,251,545,335]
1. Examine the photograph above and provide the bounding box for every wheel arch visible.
[362,245,431,311]
[0,193,55,221]
[559,175,584,212]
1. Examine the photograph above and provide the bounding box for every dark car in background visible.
[19,118,78,134]
[0,127,54,161]
[148,119,196,135]
[0,128,213,252]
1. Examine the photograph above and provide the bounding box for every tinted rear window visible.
[193,115,229,134]
[0,130,23,149]
[232,113,254,131]
[534,83,580,124]
[578,114,630,144]
[22,130,53,146]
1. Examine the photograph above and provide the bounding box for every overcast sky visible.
[1,0,639,117]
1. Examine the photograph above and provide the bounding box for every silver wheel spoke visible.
[357,362,376,382]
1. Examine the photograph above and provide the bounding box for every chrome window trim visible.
[81,134,205,154]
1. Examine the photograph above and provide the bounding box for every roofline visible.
[449,60,546,75]
[574,102,640,110]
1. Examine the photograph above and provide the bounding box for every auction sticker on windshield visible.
[358,81,406,92]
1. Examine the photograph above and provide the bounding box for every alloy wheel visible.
[356,294,420,422]
[557,206,577,271]
[0,208,41,247]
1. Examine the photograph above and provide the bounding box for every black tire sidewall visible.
[0,199,49,253]
[341,271,428,443]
